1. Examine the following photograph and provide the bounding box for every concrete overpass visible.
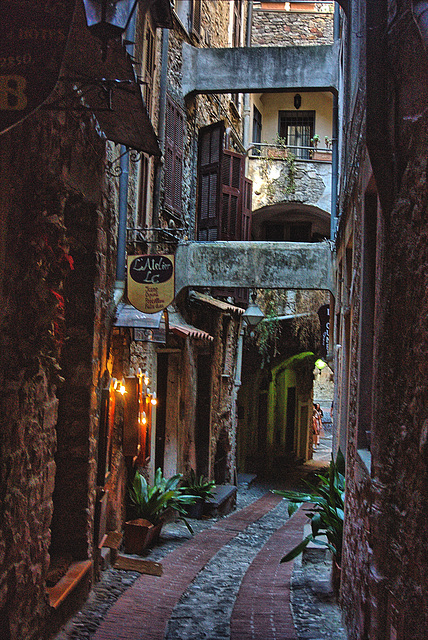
[182,43,339,97]
[174,241,335,296]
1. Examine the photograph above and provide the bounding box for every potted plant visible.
[311,134,320,149]
[273,450,345,591]
[267,135,289,159]
[180,470,216,519]
[125,468,196,554]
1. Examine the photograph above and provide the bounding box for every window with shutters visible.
[252,106,262,156]
[197,122,252,305]
[143,23,155,116]
[197,121,224,242]
[191,0,202,38]
[197,121,252,242]
[164,97,184,216]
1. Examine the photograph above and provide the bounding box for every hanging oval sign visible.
[128,254,175,314]
[129,255,174,284]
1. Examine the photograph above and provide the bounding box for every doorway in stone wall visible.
[195,353,211,478]
[155,352,168,472]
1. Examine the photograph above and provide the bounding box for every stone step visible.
[302,523,331,564]
[204,484,237,517]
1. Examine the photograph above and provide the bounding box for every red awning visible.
[170,324,214,342]
[166,309,214,342]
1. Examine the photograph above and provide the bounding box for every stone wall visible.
[0,103,108,639]
[337,5,428,638]
[251,7,334,47]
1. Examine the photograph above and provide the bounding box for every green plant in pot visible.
[180,470,216,519]
[125,468,196,553]
[273,450,345,580]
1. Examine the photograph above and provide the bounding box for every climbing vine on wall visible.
[261,136,296,202]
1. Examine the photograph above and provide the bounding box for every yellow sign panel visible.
[127,255,175,314]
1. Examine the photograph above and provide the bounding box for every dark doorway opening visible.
[286,386,296,451]
[195,354,211,478]
[155,353,168,472]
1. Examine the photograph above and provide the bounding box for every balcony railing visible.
[248,142,332,162]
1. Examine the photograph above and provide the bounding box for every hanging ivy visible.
[254,290,283,368]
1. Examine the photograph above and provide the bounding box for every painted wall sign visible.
[128,255,175,314]
[0,1,75,134]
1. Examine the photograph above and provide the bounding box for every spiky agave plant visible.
[273,450,345,565]
[128,468,196,534]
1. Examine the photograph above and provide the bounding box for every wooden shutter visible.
[191,0,202,37]
[221,150,243,240]
[198,122,253,245]
[165,97,184,215]
[197,121,224,241]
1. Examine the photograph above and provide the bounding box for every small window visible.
[191,0,202,37]
[279,110,315,159]
[143,24,156,115]
[164,97,184,216]
[252,106,262,156]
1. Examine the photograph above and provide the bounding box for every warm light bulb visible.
[151,392,157,406]
[119,378,126,395]
[141,411,147,425]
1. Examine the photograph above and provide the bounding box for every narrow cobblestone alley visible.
[53,436,347,640]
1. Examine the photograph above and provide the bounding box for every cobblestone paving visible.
[291,555,348,640]
[165,498,290,640]
[54,453,347,640]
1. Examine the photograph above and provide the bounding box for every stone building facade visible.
[2,1,254,636]
[0,1,173,638]
[251,1,334,47]
[334,1,428,638]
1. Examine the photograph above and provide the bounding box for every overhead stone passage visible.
[182,43,339,98]
[174,241,335,296]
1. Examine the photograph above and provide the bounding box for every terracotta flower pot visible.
[124,518,163,555]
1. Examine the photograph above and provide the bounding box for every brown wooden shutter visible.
[221,150,243,240]
[191,0,202,37]
[165,97,184,216]
[197,121,224,241]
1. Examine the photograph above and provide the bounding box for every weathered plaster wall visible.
[249,156,332,214]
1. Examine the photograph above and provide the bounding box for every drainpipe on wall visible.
[113,13,138,307]
[114,149,130,306]
[234,324,245,388]
[153,28,169,229]
[330,3,340,241]
[242,0,253,162]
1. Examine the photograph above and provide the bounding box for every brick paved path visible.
[92,492,307,640]
[231,507,307,640]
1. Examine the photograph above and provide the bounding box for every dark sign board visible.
[318,304,330,359]
[0,1,75,134]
